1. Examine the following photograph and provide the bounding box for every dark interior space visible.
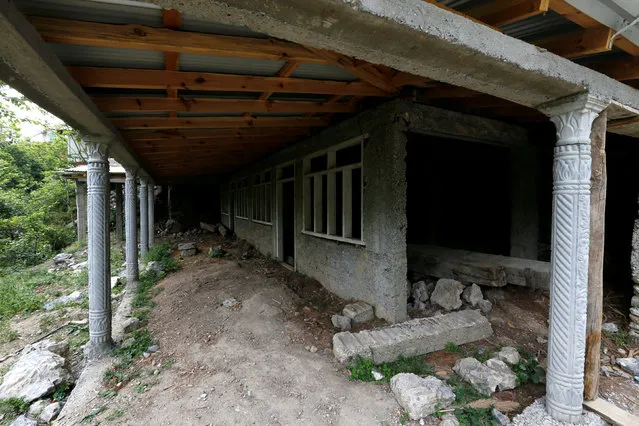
[406,133,511,255]
[158,184,220,230]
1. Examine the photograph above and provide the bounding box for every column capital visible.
[539,93,608,145]
[82,136,110,162]
[122,165,138,180]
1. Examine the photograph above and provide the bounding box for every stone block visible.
[453,357,517,395]
[462,284,483,307]
[492,347,520,366]
[331,314,352,331]
[333,310,492,364]
[342,301,374,324]
[390,373,455,420]
[39,402,62,423]
[431,279,464,311]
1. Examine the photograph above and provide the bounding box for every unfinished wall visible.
[224,101,409,323]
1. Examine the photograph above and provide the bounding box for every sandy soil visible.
[86,240,401,425]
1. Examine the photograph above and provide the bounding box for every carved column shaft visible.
[115,183,124,242]
[147,180,155,248]
[125,168,139,287]
[75,180,88,243]
[139,178,149,259]
[85,139,113,357]
[542,95,605,423]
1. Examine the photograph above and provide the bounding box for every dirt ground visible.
[79,236,402,425]
[7,234,639,425]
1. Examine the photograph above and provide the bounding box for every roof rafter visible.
[465,0,550,27]
[67,67,391,96]
[112,116,330,130]
[122,128,311,141]
[92,97,357,114]
[533,27,614,59]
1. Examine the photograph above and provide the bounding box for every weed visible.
[399,411,409,425]
[0,320,19,344]
[39,314,56,332]
[80,406,106,423]
[603,329,629,347]
[208,246,231,258]
[67,325,89,350]
[347,356,434,382]
[144,243,180,272]
[114,329,155,362]
[446,375,485,403]
[52,382,72,401]
[134,384,146,393]
[513,354,545,386]
[454,407,500,426]
[0,398,29,423]
[104,409,125,421]
[466,347,493,363]
[315,299,329,312]
[444,342,460,353]
[132,308,151,324]
[99,389,118,399]
[161,359,176,369]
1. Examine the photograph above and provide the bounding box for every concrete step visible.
[333,309,493,364]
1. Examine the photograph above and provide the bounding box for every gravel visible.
[512,398,606,426]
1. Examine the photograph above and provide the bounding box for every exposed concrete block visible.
[342,301,374,323]
[333,310,492,364]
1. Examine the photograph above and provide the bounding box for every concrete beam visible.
[143,0,639,136]
[0,0,150,178]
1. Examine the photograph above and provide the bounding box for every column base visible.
[84,339,114,360]
[546,399,583,424]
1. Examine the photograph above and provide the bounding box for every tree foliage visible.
[0,84,77,270]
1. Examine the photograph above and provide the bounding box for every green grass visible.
[144,243,180,273]
[466,347,494,363]
[0,398,29,424]
[347,356,434,382]
[104,409,125,421]
[454,407,500,426]
[446,375,485,403]
[603,329,629,347]
[445,342,461,353]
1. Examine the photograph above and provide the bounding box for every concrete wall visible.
[224,100,409,323]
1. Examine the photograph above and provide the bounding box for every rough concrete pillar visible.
[541,94,606,423]
[509,146,539,259]
[630,197,639,344]
[115,183,124,242]
[125,167,139,288]
[84,139,113,358]
[139,178,149,259]
[147,180,155,248]
[75,180,88,243]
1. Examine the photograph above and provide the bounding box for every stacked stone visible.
[630,285,639,343]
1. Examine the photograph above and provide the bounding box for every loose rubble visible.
[178,242,197,257]
[342,301,374,324]
[462,284,483,307]
[453,357,517,395]
[492,346,520,366]
[43,291,84,311]
[122,317,141,334]
[331,314,352,331]
[39,402,63,423]
[615,357,639,376]
[390,373,455,420]
[512,398,605,426]
[430,279,465,311]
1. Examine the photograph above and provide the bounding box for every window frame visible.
[302,136,365,246]
[233,177,249,220]
[252,169,273,226]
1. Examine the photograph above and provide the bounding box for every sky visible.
[0,85,64,142]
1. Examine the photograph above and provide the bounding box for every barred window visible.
[234,178,249,219]
[303,137,363,244]
[252,170,272,224]
[220,185,230,216]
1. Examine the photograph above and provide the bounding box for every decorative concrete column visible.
[139,178,149,259]
[147,180,155,248]
[124,167,139,288]
[629,199,639,343]
[75,180,88,243]
[84,138,113,358]
[115,183,124,242]
[541,94,606,423]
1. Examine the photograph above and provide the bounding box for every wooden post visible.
[584,109,607,401]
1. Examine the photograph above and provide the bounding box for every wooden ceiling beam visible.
[112,116,330,130]
[131,136,298,149]
[549,0,639,56]
[587,57,639,81]
[533,27,613,59]
[465,0,550,27]
[162,9,182,118]
[122,127,311,140]
[29,16,328,64]
[67,67,391,97]
[93,97,357,114]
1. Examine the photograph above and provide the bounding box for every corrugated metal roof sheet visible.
[15,0,163,26]
[501,10,582,41]
[50,43,165,70]
[179,53,285,76]
[291,63,357,82]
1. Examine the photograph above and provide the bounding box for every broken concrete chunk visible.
[178,242,197,257]
[462,284,483,307]
[431,279,464,311]
[615,357,639,376]
[493,347,520,366]
[122,317,141,334]
[478,299,493,315]
[39,402,63,423]
[0,351,73,402]
[453,357,516,396]
[222,298,241,309]
[412,280,434,303]
[601,322,618,333]
[10,415,37,426]
[331,314,352,331]
[342,301,374,323]
[390,373,455,420]
[333,310,492,364]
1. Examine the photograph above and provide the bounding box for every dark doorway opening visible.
[282,180,295,266]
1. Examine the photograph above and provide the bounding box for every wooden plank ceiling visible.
[27,0,639,179]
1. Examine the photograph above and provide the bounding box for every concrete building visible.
[2,0,639,422]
